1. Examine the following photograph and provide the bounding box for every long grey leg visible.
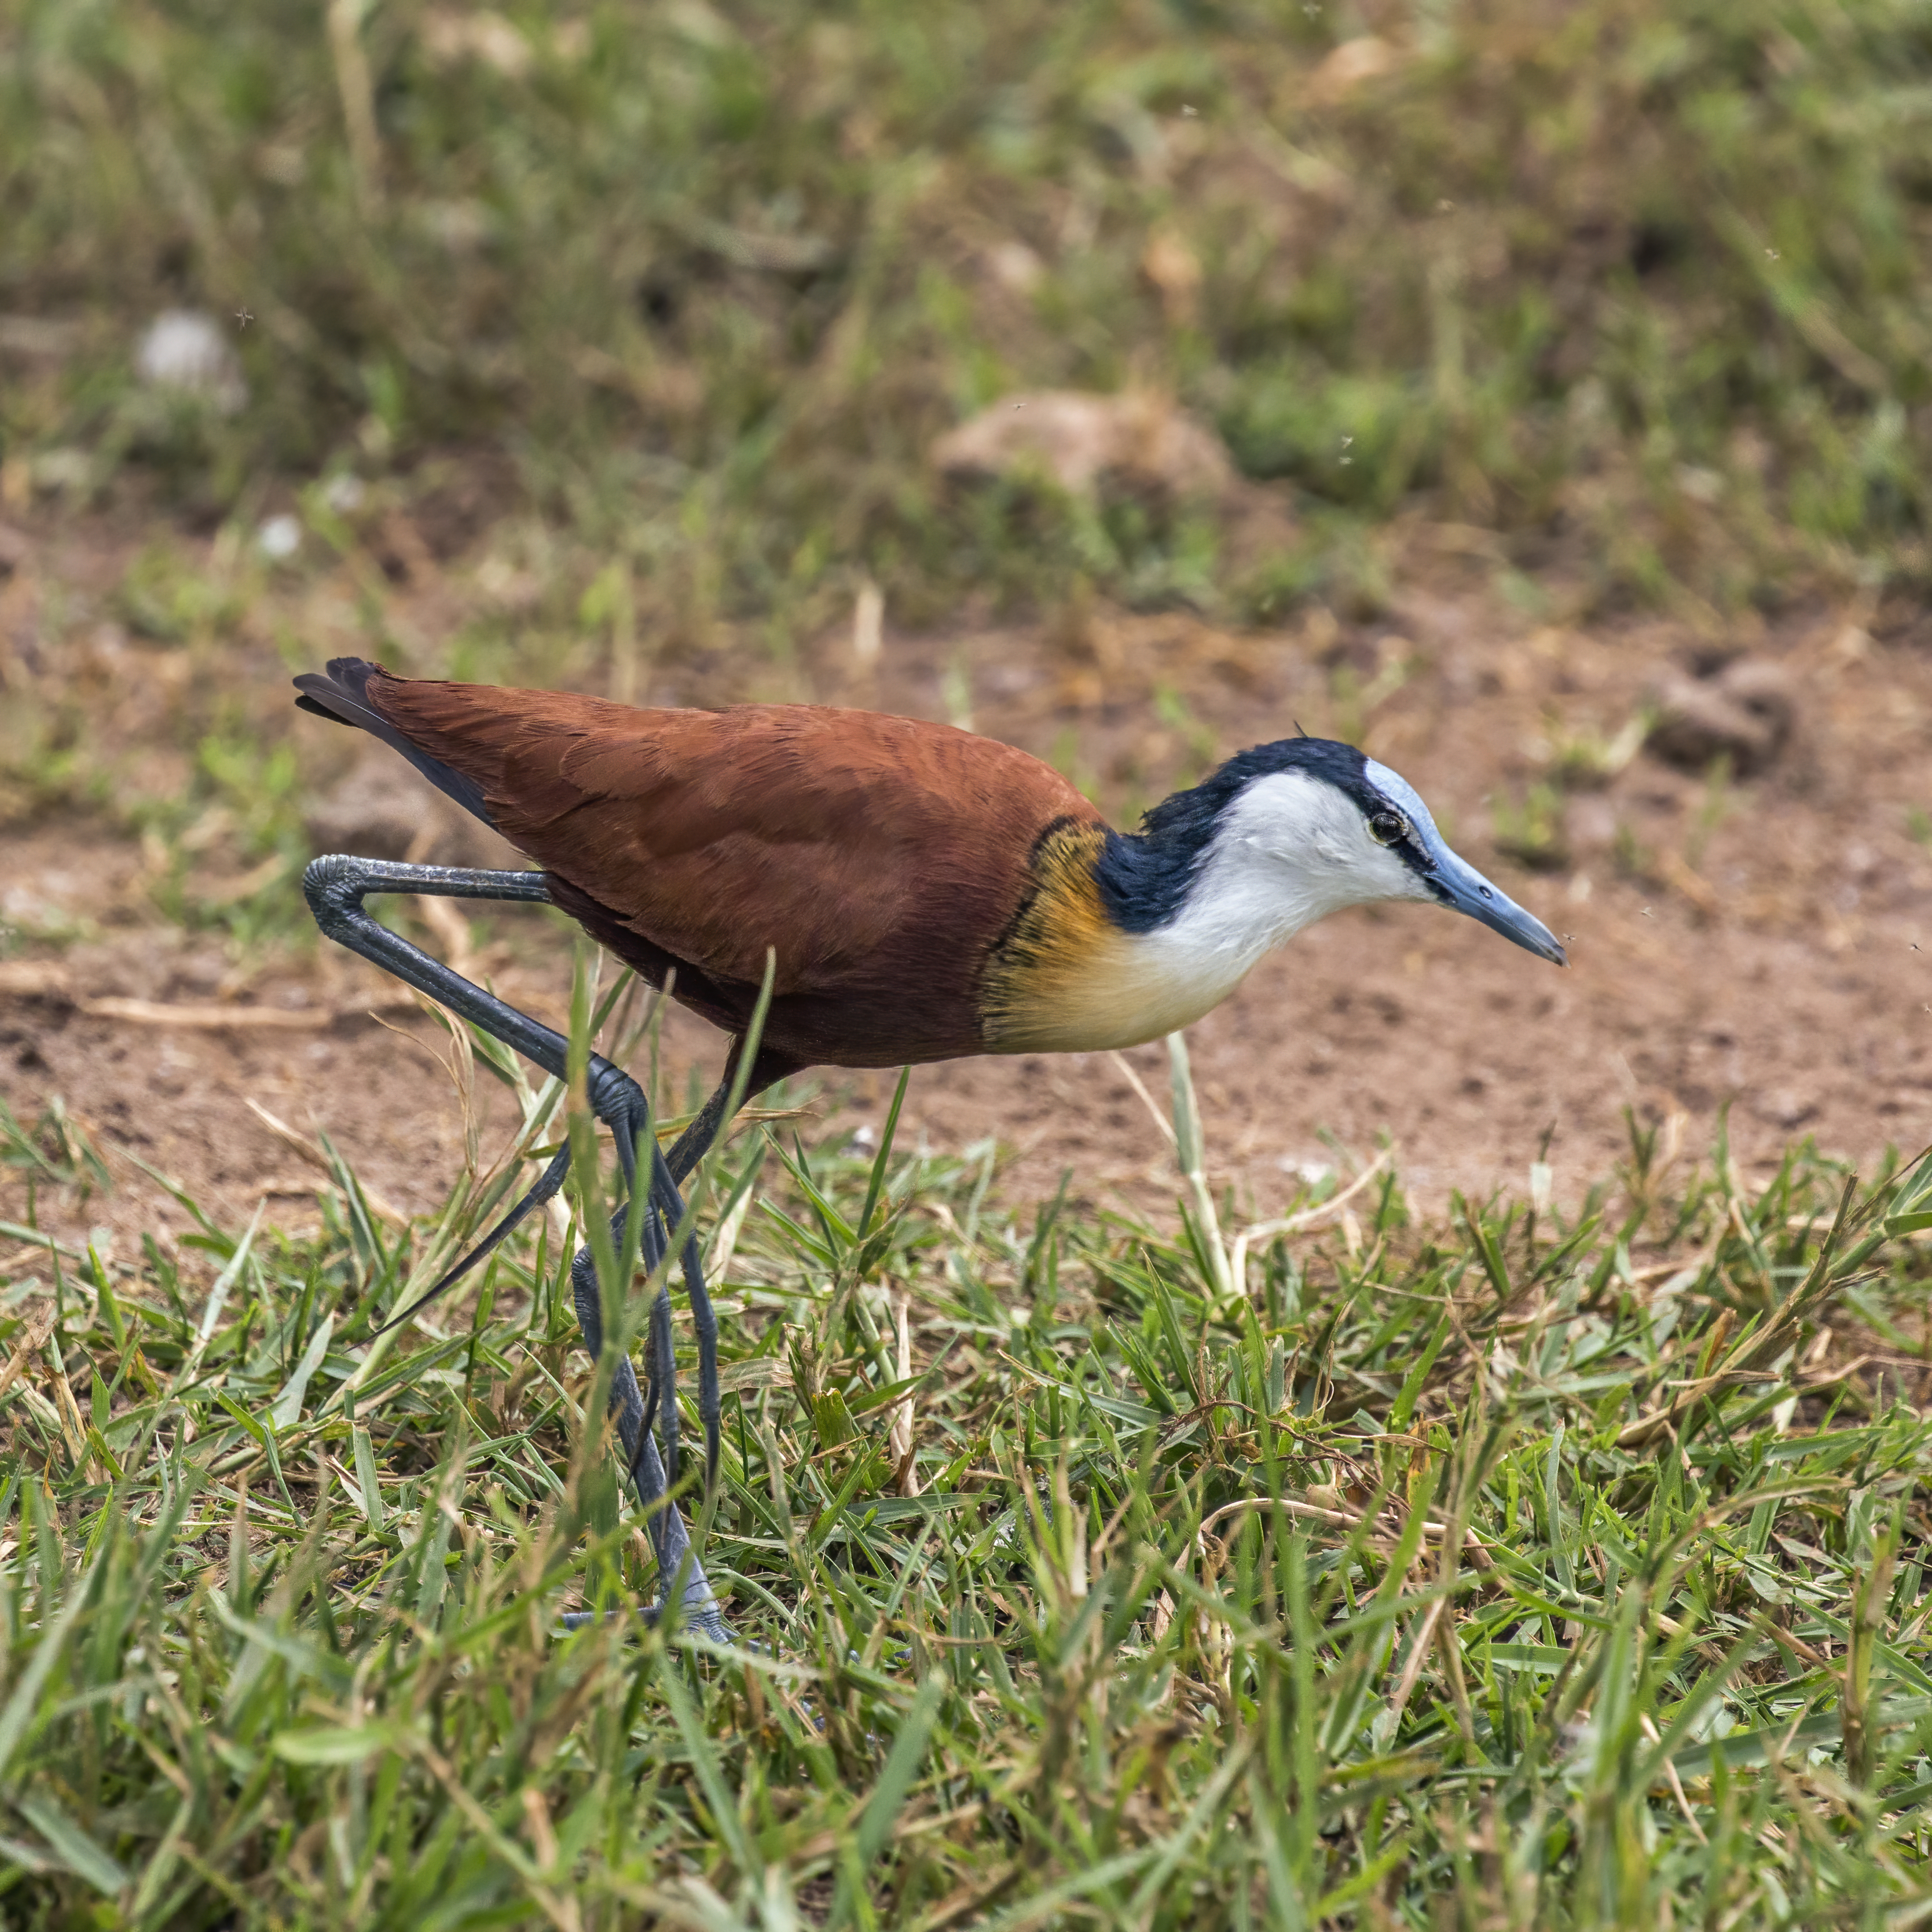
[657,1068,751,1484]
[665,1073,742,1186]
[303,853,730,1640]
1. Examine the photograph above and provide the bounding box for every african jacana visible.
[296,655,1563,1637]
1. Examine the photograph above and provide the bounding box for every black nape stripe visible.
[1094,736,1422,934]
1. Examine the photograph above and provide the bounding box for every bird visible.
[294,655,1563,1634]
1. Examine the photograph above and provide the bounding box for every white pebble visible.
[258,514,302,561]
[134,310,247,415]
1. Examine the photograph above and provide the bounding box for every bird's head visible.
[1104,736,1567,966]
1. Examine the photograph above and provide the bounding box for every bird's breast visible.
[978,822,1256,1054]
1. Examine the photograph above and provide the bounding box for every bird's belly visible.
[983,928,1254,1055]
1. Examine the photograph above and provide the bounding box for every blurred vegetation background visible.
[6,0,1932,646]
[8,17,1932,1921]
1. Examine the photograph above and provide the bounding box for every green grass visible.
[5,0,1932,627]
[2,974,1930,1928]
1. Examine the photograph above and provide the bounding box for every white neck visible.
[1003,771,1434,1054]
[1149,769,1429,978]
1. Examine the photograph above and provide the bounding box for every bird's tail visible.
[294,656,498,828]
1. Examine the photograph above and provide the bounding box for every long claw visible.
[647,1150,722,1493]
[372,1142,573,1336]
[651,1284,679,1489]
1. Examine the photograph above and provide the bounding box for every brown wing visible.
[362,672,1103,1071]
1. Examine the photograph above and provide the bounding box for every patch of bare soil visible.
[5,514,1932,1279]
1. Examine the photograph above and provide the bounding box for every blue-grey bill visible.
[1432,849,1568,965]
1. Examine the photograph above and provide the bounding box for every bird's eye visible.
[1368,811,1409,846]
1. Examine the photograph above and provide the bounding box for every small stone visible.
[257,514,302,562]
[986,241,1043,294]
[134,310,248,416]
[1645,658,1794,776]
[1304,36,1403,107]
[1758,1090,1817,1130]
[1141,230,1203,324]
[932,390,1237,504]
[322,472,366,515]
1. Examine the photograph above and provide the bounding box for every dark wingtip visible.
[292,657,388,723]
[290,657,497,827]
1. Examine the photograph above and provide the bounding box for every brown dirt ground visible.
[5,504,1932,1274]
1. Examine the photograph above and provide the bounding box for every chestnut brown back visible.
[365,673,1104,1072]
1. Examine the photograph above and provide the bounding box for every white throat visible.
[989,767,1445,1056]
[1122,770,1432,1023]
